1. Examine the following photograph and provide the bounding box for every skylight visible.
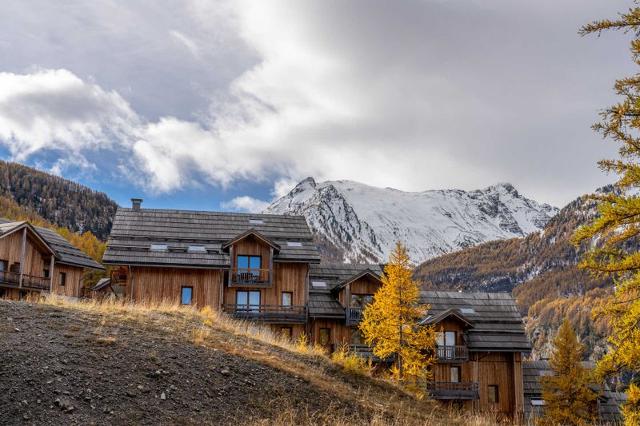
[460,307,475,314]
[311,281,327,288]
[149,244,168,252]
[287,241,303,247]
[249,219,264,225]
[187,245,207,253]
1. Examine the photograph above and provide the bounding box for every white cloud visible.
[221,195,270,213]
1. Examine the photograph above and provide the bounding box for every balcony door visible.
[437,331,457,359]
[236,290,261,312]
[237,255,261,282]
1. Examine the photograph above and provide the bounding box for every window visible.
[236,255,262,282]
[531,399,545,406]
[460,307,475,314]
[350,294,374,308]
[0,259,7,279]
[280,327,292,339]
[436,331,457,359]
[150,244,168,252]
[187,245,207,253]
[236,290,261,312]
[181,287,193,305]
[281,291,293,307]
[319,328,331,346]
[249,219,264,225]
[350,328,365,345]
[450,366,461,383]
[488,385,499,404]
[43,268,49,278]
[311,281,327,289]
[59,272,67,287]
[286,241,302,247]
[9,263,20,274]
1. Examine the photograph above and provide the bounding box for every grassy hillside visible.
[0,299,502,425]
[0,160,117,240]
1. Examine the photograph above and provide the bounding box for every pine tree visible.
[359,242,436,383]
[540,319,598,425]
[574,7,640,424]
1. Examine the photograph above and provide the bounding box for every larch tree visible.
[540,319,598,425]
[574,6,640,424]
[359,242,436,383]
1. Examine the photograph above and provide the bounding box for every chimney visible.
[131,198,143,211]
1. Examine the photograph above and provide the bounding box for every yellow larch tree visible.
[540,319,598,426]
[359,242,436,383]
[574,6,640,425]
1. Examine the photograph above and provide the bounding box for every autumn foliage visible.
[540,319,597,425]
[360,242,436,383]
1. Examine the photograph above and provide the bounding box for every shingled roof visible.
[420,291,530,352]
[103,208,321,267]
[0,219,103,270]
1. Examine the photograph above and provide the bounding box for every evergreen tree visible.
[540,319,597,425]
[359,242,436,383]
[575,6,640,424]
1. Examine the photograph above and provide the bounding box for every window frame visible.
[319,327,331,346]
[236,290,261,311]
[488,385,499,404]
[236,255,262,270]
[59,271,67,287]
[281,291,293,307]
[450,366,461,383]
[181,286,193,305]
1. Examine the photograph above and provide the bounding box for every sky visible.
[0,0,635,211]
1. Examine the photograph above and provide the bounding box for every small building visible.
[523,360,625,424]
[420,291,531,419]
[0,219,104,299]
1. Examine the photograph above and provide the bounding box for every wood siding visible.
[339,275,382,307]
[51,264,84,297]
[232,235,272,282]
[309,319,351,350]
[0,231,48,278]
[128,266,223,308]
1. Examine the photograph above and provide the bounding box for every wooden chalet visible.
[0,219,104,299]
[102,199,321,339]
[420,291,531,419]
[523,360,625,424]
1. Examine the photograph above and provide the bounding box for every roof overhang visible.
[222,229,281,252]
[0,221,57,257]
[421,308,474,328]
[333,269,383,292]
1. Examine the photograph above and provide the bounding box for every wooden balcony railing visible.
[229,268,272,287]
[436,345,469,362]
[222,304,306,323]
[0,271,51,291]
[346,307,364,326]
[426,382,479,400]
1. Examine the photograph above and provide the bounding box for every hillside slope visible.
[0,161,118,239]
[265,177,558,263]
[0,299,469,426]
[413,188,615,359]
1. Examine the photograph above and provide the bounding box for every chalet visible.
[102,199,321,339]
[420,291,531,419]
[0,219,104,299]
[308,263,384,354]
[523,360,625,424]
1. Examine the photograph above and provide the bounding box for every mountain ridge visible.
[265,177,558,264]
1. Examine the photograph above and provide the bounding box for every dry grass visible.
[31,295,511,425]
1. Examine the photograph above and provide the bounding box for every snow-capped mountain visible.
[264,177,559,263]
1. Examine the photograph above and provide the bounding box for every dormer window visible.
[150,244,168,252]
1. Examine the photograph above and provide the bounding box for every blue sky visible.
[0,1,634,210]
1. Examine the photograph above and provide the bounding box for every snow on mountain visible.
[264,177,559,263]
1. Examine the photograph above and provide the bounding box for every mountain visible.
[413,187,616,359]
[0,161,118,239]
[265,177,558,264]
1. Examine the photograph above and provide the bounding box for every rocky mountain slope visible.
[0,161,117,240]
[0,299,463,426]
[265,177,558,263]
[413,187,616,359]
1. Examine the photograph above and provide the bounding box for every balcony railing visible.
[346,307,364,326]
[223,304,306,323]
[229,268,272,287]
[436,345,469,362]
[426,382,479,400]
[0,271,51,291]
[348,344,394,362]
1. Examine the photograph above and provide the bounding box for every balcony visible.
[0,271,51,291]
[223,304,306,324]
[229,268,272,287]
[346,307,364,326]
[436,345,469,362]
[348,344,393,362]
[426,382,479,400]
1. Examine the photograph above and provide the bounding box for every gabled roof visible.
[310,263,384,291]
[0,219,104,270]
[221,229,280,251]
[0,221,56,256]
[103,208,321,267]
[422,308,474,328]
[420,291,530,352]
[333,269,383,292]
